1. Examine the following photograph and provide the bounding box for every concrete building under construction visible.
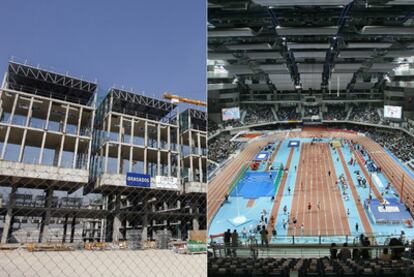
[0,60,206,246]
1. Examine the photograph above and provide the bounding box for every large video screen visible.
[384,105,402,119]
[222,107,240,121]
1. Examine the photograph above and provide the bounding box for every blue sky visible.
[0,0,206,102]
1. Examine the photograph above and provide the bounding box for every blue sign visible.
[126,173,151,187]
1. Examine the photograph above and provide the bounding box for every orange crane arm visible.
[163,92,207,107]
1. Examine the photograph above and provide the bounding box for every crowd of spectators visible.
[222,119,244,129]
[350,106,381,124]
[276,107,301,121]
[208,119,219,136]
[243,105,275,125]
[208,135,241,163]
[364,128,414,163]
[324,106,348,120]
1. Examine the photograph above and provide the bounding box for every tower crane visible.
[163,92,206,107]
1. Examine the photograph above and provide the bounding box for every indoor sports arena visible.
[207,0,414,276]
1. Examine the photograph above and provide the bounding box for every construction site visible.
[0,60,207,258]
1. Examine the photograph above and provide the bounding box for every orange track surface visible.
[266,147,294,234]
[288,143,350,236]
[337,147,373,235]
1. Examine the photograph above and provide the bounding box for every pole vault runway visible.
[288,143,350,236]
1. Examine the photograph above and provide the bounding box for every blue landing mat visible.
[230,172,276,199]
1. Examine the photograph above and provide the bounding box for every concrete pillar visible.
[0,80,4,119]
[70,216,76,243]
[18,97,34,162]
[176,200,182,240]
[112,194,121,242]
[157,123,161,176]
[39,188,53,243]
[163,202,168,234]
[62,216,68,243]
[189,130,194,182]
[1,94,19,159]
[100,217,105,242]
[192,206,199,231]
[176,124,181,183]
[129,119,135,172]
[177,222,182,240]
[167,126,171,177]
[192,218,199,231]
[105,195,114,242]
[197,133,203,183]
[104,114,112,173]
[141,199,148,245]
[72,107,82,169]
[53,144,60,167]
[144,121,148,174]
[117,116,123,174]
[86,108,95,170]
[57,105,70,167]
[1,186,17,244]
[38,100,53,164]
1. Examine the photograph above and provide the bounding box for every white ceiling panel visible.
[301,73,322,90]
[226,43,271,51]
[287,42,330,50]
[294,51,327,59]
[253,0,353,6]
[224,65,254,75]
[297,63,324,73]
[209,28,256,37]
[207,72,232,79]
[329,73,354,90]
[338,50,373,58]
[368,63,397,72]
[246,52,283,59]
[361,26,414,35]
[276,27,338,36]
[384,50,414,58]
[208,53,237,60]
[346,42,392,49]
[259,64,289,73]
[208,83,237,91]
[334,63,361,72]
[268,74,295,90]
[386,0,414,5]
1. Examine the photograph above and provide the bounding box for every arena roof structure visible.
[208,0,414,95]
